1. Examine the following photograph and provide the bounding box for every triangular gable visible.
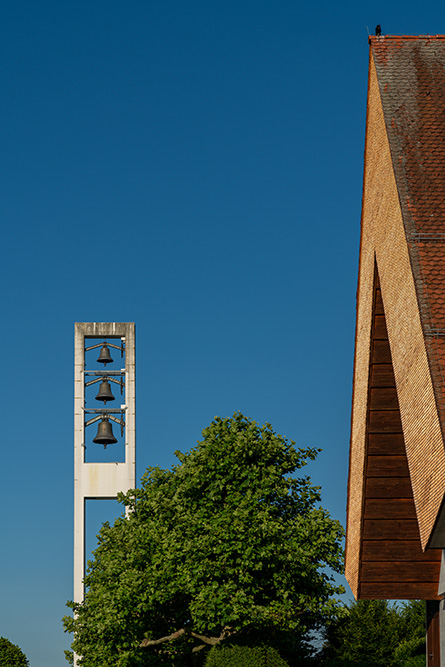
[346,39,445,599]
[350,266,441,599]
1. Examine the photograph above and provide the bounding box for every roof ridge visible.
[369,34,445,44]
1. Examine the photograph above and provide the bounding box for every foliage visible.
[64,649,74,665]
[0,637,29,667]
[319,599,425,667]
[64,413,344,666]
[205,642,290,667]
[392,599,425,667]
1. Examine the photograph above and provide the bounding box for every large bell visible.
[97,342,113,365]
[95,378,115,403]
[93,417,118,448]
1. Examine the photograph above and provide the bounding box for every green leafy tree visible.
[392,600,425,667]
[320,599,425,667]
[0,637,29,667]
[64,413,344,666]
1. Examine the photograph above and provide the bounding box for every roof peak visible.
[369,34,445,44]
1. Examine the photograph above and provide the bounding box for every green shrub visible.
[205,643,290,667]
[319,661,382,667]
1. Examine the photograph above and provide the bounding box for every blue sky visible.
[0,1,439,665]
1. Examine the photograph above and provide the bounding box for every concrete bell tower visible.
[73,322,135,664]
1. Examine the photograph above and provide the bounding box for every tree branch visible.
[192,644,206,653]
[140,626,233,649]
[190,631,223,645]
[140,628,185,647]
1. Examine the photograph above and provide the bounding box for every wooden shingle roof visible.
[346,36,445,599]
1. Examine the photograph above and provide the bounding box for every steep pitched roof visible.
[346,36,445,599]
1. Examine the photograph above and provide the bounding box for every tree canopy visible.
[64,413,344,666]
[320,599,425,667]
[0,637,29,667]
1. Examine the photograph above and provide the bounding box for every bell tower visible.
[73,323,135,631]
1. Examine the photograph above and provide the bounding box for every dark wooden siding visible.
[358,274,441,600]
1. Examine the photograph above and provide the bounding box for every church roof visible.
[346,35,445,599]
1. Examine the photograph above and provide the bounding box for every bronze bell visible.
[93,417,118,448]
[97,342,113,365]
[95,378,115,404]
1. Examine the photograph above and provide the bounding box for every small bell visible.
[95,378,115,404]
[93,417,118,448]
[97,342,113,365]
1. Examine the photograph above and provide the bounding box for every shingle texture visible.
[373,37,445,437]
[373,36,445,237]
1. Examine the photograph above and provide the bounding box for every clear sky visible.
[0,1,439,665]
